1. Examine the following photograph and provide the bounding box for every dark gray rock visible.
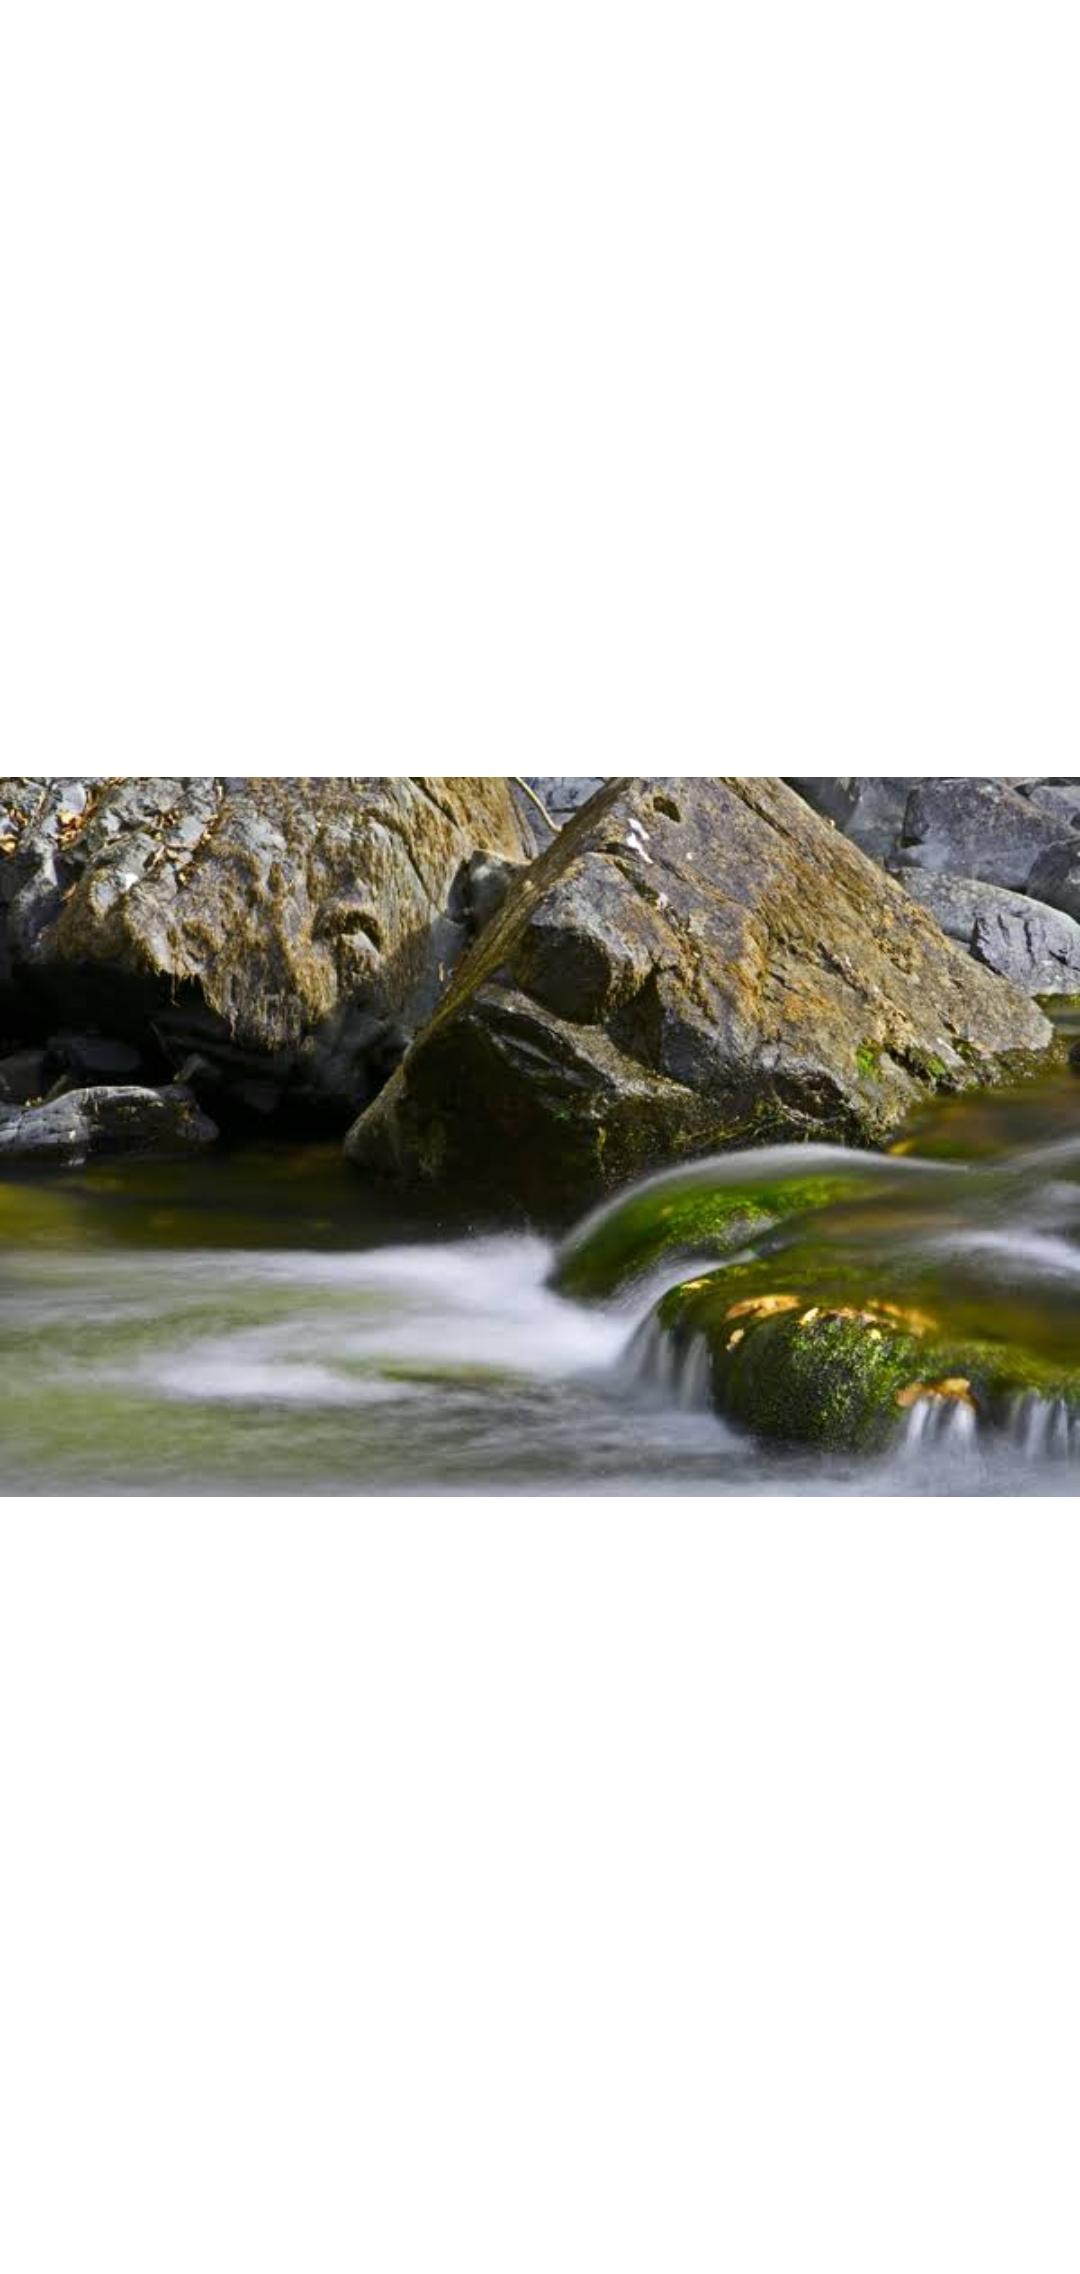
[785,777,861,830]
[1025,840,1080,927]
[786,778,912,862]
[791,782,1080,985]
[48,1032,144,1082]
[1023,786,1080,832]
[897,778,1073,889]
[0,1047,50,1105]
[786,775,1073,875]
[522,777,608,823]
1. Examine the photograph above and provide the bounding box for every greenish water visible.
[1,1066,1079,1494]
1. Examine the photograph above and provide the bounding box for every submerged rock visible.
[552,1147,886,1301]
[346,777,1054,1218]
[615,1101,1080,1457]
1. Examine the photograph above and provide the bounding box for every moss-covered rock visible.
[641,1251,1080,1454]
[552,1147,881,1301]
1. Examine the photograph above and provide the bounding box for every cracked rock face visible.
[346,777,1054,1218]
[0,777,538,1123]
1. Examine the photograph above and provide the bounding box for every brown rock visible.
[0,777,539,1120]
[346,777,1054,1218]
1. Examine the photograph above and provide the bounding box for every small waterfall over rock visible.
[587,1059,1080,1479]
[1005,1391,1080,1461]
[2,1051,1080,1492]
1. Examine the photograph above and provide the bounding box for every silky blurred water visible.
[1,1063,1079,1495]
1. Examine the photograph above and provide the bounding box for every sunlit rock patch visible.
[0,776,541,1133]
[348,777,1055,1218]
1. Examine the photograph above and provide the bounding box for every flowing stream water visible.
[2,1059,1079,1495]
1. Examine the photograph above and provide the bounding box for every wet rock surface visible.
[619,1099,1080,1458]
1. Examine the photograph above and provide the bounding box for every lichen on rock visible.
[0,777,539,1124]
[347,777,1054,1218]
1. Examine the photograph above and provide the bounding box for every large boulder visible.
[345,777,1054,1218]
[0,778,539,1125]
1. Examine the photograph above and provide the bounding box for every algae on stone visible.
[552,1146,888,1301]
[644,1247,1080,1455]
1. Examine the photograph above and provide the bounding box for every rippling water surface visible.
[2,1059,1079,1494]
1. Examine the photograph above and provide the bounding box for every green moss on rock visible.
[649,1254,1080,1454]
[552,1156,873,1300]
